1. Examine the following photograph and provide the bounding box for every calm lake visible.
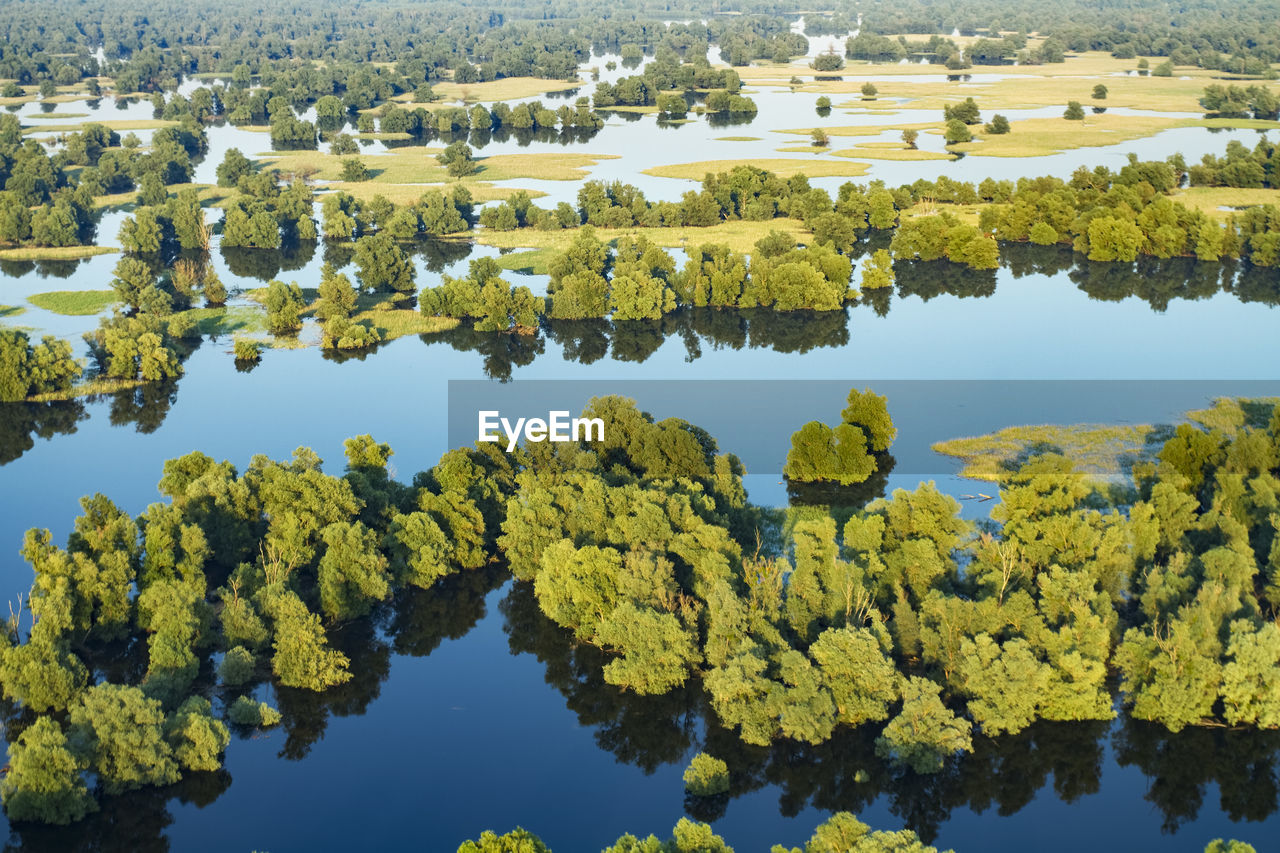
[2,51,1280,852]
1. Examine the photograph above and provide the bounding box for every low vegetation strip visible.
[933,423,1160,482]
[28,290,118,316]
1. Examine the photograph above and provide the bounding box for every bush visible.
[234,339,262,362]
[218,646,256,686]
[227,695,281,727]
[682,752,730,796]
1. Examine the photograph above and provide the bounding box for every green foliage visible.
[682,752,730,796]
[264,280,305,335]
[1064,101,1086,121]
[164,696,229,771]
[228,695,281,727]
[353,232,415,293]
[785,388,894,484]
[262,589,352,690]
[457,829,551,853]
[0,330,80,401]
[874,677,973,773]
[859,249,894,290]
[0,717,95,825]
[218,645,257,686]
[68,683,180,794]
[769,812,946,853]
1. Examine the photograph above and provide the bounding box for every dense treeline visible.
[457,813,947,853]
[3,393,1279,824]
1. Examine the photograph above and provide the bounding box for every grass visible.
[0,245,118,261]
[775,122,939,139]
[0,305,25,319]
[175,305,270,336]
[354,308,459,340]
[830,145,955,161]
[951,114,1280,158]
[28,290,118,316]
[715,136,763,141]
[327,180,544,206]
[260,148,612,189]
[496,247,558,275]
[22,118,180,136]
[29,376,147,402]
[643,158,871,181]
[933,423,1161,483]
[476,219,813,256]
[1171,187,1280,220]
[430,77,583,103]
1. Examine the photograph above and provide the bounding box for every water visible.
[3,55,1280,853]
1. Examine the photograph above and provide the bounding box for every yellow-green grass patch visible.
[29,377,146,402]
[831,144,955,161]
[0,245,118,261]
[951,114,1280,158]
[28,290,118,316]
[0,305,26,319]
[715,136,763,141]
[933,423,1159,482]
[22,118,180,135]
[644,158,871,180]
[775,121,939,138]
[354,308,460,340]
[431,77,584,103]
[476,219,813,256]
[1171,187,1280,220]
[495,247,558,275]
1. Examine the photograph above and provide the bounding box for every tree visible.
[68,683,180,794]
[1064,101,1086,120]
[264,279,305,334]
[683,752,730,796]
[944,119,972,145]
[437,141,478,178]
[353,232,415,293]
[340,158,369,181]
[164,696,229,772]
[262,590,351,690]
[874,676,973,773]
[859,249,894,290]
[458,830,551,853]
[0,717,96,825]
[227,695,282,727]
[984,114,1011,134]
[218,646,256,686]
[1092,84,1108,100]
[811,128,830,147]
[860,82,878,100]
[816,96,831,112]
[901,128,918,149]
[773,812,943,853]
[1154,60,1174,77]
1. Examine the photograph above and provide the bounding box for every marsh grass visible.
[643,158,871,180]
[933,423,1162,482]
[477,219,813,255]
[28,289,117,315]
[0,245,118,261]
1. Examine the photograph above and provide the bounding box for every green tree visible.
[264,279,305,335]
[164,696,229,772]
[261,590,352,690]
[68,683,180,794]
[983,114,1011,134]
[353,232,415,293]
[437,141,478,178]
[0,717,95,825]
[874,677,973,773]
[683,752,730,796]
[1064,101,1085,120]
[943,119,972,145]
[859,249,894,290]
[1092,84,1108,99]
